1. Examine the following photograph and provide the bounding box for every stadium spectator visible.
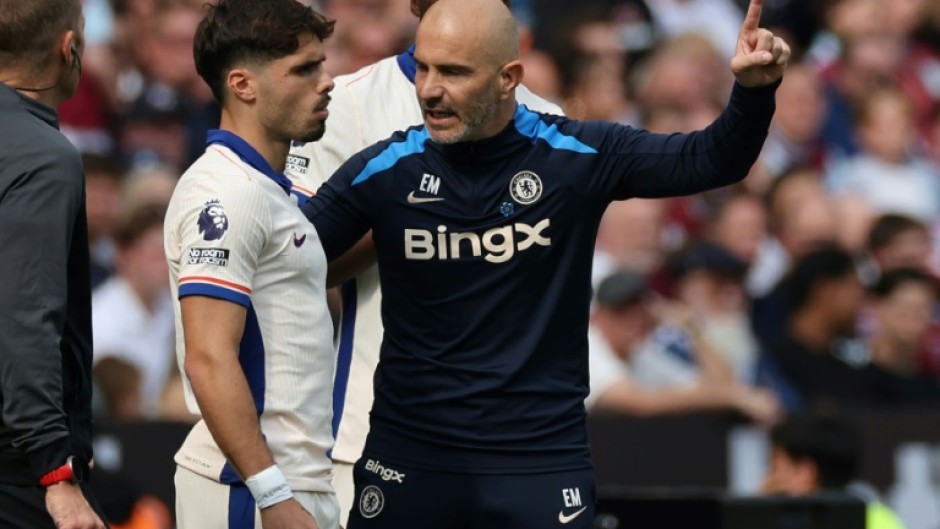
[860,216,940,376]
[867,269,937,377]
[865,214,933,277]
[665,241,760,379]
[118,84,190,171]
[83,153,123,289]
[826,88,940,223]
[559,12,636,123]
[118,163,177,215]
[636,34,729,121]
[594,198,671,285]
[804,0,884,73]
[754,64,827,188]
[863,268,940,401]
[92,204,174,417]
[586,269,778,423]
[707,190,768,268]
[753,246,940,411]
[762,413,906,529]
[93,357,144,422]
[118,165,179,213]
[645,0,743,58]
[749,168,836,297]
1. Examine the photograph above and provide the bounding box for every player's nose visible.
[321,71,335,94]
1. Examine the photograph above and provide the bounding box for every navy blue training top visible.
[303,81,778,474]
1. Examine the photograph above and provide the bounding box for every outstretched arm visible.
[588,0,790,200]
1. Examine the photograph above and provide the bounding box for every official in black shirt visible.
[0,1,106,528]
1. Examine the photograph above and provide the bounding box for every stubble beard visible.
[429,82,503,145]
[299,121,326,143]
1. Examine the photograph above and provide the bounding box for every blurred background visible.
[70,0,940,527]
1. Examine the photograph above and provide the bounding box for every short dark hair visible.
[871,267,936,300]
[82,153,122,182]
[771,414,861,490]
[763,167,817,218]
[867,214,928,254]
[0,0,82,70]
[114,204,167,249]
[710,189,762,224]
[782,246,856,313]
[595,269,648,309]
[193,0,335,104]
[668,241,748,282]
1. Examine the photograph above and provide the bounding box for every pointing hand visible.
[730,0,791,87]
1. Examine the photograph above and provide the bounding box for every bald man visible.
[303,0,789,527]
[284,2,560,525]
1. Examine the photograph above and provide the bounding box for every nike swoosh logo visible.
[558,507,587,524]
[293,233,307,248]
[407,191,445,204]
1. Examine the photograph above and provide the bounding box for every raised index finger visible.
[741,0,763,32]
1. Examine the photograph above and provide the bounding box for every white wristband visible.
[245,465,293,509]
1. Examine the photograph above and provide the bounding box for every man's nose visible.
[418,72,444,101]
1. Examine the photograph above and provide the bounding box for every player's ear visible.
[227,68,257,104]
[498,60,523,100]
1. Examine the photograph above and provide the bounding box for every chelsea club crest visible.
[509,171,542,205]
[359,485,385,518]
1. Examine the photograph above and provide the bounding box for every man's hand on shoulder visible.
[260,497,321,529]
[45,481,106,529]
[730,0,791,87]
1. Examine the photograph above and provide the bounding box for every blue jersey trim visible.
[290,188,313,205]
[351,128,429,186]
[513,105,598,154]
[219,303,265,485]
[331,281,358,450]
[227,484,255,528]
[179,282,250,308]
[241,304,266,415]
[396,44,417,84]
[207,129,293,195]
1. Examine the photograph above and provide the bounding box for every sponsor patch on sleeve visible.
[286,154,310,176]
[188,247,231,267]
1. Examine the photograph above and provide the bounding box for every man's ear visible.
[499,60,524,100]
[227,68,257,103]
[60,30,76,66]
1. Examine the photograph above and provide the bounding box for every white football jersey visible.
[166,130,335,492]
[287,47,564,464]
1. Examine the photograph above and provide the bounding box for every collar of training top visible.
[396,44,417,84]
[206,129,293,196]
[0,82,59,129]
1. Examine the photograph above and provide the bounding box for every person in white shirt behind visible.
[586,269,779,424]
[92,204,174,418]
[164,0,338,527]
[285,1,562,524]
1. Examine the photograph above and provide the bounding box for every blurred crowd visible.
[73,0,940,429]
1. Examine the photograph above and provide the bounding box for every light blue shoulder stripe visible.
[351,128,430,186]
[514,105,597,154]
